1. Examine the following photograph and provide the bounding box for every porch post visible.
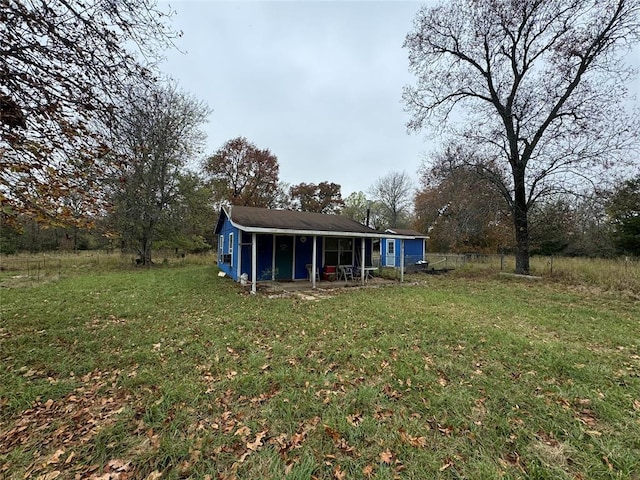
[251,233,257,294]
[271,234,276,281]
[292,235,296,280]
[237,232,242,278]
[312,235,317,289]
[361,237,365,285]
[400,239,405,283]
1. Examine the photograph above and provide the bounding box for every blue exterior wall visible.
[217,215,240,280]
[403,238,425,264]
[380,238,425,268]
[294,235,323,280]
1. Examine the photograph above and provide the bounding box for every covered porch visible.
[236,232,381,293]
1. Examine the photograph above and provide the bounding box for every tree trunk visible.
[513,171,530,275]
[138,234,153,266]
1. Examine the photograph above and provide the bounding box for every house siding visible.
[217,216,240,279]
[381,238,425,268]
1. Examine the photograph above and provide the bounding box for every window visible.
[229,232,234,264]
[325,237,353,266]
[219,235,223,261]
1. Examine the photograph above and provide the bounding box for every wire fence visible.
[0,250,215,286]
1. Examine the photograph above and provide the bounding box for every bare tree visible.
[204,137,280,208]
[110,82,210,265]
[369,171,414,229]
[1,0,179,226]
[404,0,640,273]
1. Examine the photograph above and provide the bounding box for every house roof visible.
[385,228,428,238]
[216,206,414,239]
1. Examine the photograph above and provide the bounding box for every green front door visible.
[275,236,293,280]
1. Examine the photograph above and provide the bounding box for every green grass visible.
[1,264,639,479]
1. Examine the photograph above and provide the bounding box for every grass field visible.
[1,261,639,479]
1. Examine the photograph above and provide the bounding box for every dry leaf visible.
[235,426,251,437]
[333,465,346,480]
[362,464,374,477]
[246,430,267,451]
[38,472,61,480]
[323,424,341,441]
[347,413,363,427]
[380,449,393,464]
[46,448,66,465]
[145,471,163,480]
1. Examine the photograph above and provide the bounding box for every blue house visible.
[214,206,412,293]
[380,228,428,270]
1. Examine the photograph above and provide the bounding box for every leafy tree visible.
[157,172,215,253]
[608,176,640,255]
[341,192,369,225]
[404,0,640,273]
[110,82,210,265]
[204,137,280,208]
[527,194,616,257]
[368,171,414,229]
[289,182,344,214]
[528,199,575,256]
[415,154,513,253]
[1,0,178,225]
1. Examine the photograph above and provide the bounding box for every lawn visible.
[1,264,639,479]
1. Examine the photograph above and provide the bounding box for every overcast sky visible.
[160,1,640,198]
[161,0,429,198]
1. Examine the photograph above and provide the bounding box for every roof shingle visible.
[227,205,377,234]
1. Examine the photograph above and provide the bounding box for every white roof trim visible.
[223,209,414,239]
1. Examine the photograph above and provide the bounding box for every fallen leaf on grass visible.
[362,464,374,477]
[380,449,394,465]
[323,424,341,441]
[398,428,427,448]
[246,430,268,451]
[333,465,346,480]
[144,471,163,480]
[234,425,251,437]
[46,449,66,465]
[106,459,132,472]
[346,413,363,427]
[37,472,61,480]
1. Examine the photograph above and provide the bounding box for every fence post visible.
[500,254,504,271]
[550,256,554,275]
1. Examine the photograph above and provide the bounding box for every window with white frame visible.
[229,232,234,264]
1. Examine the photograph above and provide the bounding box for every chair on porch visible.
[305,264,320,282]
[337,265,354,281]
